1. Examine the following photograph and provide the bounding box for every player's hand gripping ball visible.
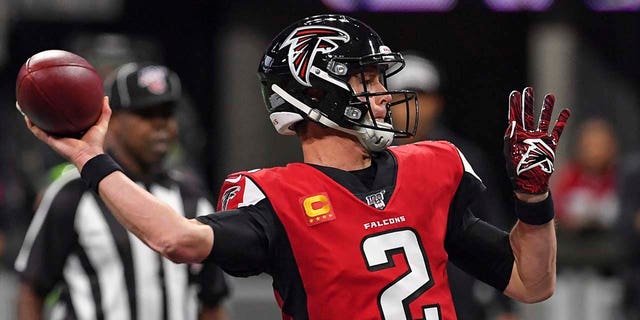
[15,49,103,137]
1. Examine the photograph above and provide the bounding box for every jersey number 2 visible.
[361,228,441,320]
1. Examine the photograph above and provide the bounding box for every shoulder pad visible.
[217,174,266,211]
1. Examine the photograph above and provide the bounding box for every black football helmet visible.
[258,14,418,151]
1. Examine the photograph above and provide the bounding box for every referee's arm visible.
[15,177,81,320]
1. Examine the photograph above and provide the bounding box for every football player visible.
[24,14,570,320]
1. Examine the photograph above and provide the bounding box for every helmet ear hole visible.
[305,87,326,102]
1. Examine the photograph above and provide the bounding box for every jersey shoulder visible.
[217,163,332,211]
[391,140,482,182]
[390,140,460,166]
[391,140,459,156]
[217,169,267,211]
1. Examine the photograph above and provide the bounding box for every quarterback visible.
[24,14,570,320]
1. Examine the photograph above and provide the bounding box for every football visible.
[15,49,104,137]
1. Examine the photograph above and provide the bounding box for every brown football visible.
[16,49,103,137]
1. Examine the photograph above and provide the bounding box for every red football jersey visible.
[219,141,465,320]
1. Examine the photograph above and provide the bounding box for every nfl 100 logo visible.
[365,190,386,209]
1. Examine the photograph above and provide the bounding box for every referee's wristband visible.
[514,192,554,225]
[80,154,122,195]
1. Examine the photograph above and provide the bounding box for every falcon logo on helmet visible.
[279,26,350,87]
[516,138,555,175]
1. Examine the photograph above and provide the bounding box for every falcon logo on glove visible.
[504,87,571,194]
[517,138,555,175]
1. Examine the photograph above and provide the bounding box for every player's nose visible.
[371,84,391,120]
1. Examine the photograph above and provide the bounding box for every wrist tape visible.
[80,154,122,194]
[514,192,555,225]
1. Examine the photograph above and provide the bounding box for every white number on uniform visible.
[361,228,441,320]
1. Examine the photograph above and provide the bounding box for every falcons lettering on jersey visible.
[279,26,350,87]
[217,174,266,211]
[516,138,555,175]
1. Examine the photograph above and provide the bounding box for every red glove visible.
[504,87,571,194]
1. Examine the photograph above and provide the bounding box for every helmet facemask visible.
[300,52,419,151]
[340,52,419,139]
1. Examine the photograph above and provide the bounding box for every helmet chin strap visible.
[271,84,394,152]
[356,118,394,152]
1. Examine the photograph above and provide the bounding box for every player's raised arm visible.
[25,97,214,263]
[502,87,571,302]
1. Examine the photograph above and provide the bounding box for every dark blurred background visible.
[2,0,640,319]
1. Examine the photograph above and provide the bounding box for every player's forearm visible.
[18,283,43,320]
[507,219,556,303]
[98,171,213,263]
[500,87,567,302]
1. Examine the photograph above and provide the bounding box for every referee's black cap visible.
[104,62,181,111]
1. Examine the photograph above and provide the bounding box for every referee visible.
[15,63,229,320]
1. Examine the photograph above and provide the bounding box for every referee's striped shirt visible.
[15,166,228,320]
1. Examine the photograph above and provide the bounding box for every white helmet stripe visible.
[271,84,393,152]
[309,66,350,91]
[271,84,358,136]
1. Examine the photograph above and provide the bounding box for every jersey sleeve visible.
[191,196,230,307]
[444,170,514,292]
[197,174,276,277]
[216,173,266,211]
[452,145,487,207]
[196,258,230,307]
[14,176,85,297]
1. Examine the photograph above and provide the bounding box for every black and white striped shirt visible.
[15,166,228,320]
